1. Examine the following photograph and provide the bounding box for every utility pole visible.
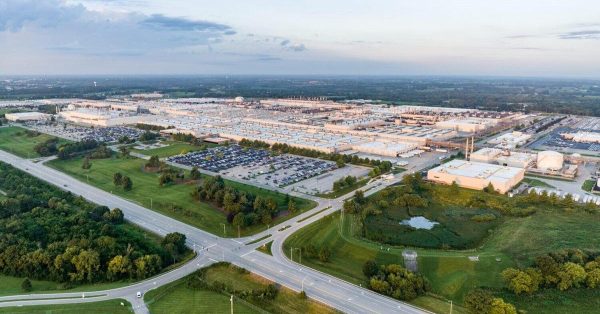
[290,247,293,262]
[150,198,153,209]
[230,295,233,314]
[449,300,453,314]
[220,223,226,236]
[238,225,240,238]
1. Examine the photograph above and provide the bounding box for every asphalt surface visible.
[0,149,430,314]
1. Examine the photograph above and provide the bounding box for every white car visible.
[136,291,142,298]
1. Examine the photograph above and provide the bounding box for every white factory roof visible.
[430,159,524,180]
[4,111,50,120]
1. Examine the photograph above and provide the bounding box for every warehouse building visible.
[487,131,532,149]
[5,112,51,122]
[427,160,525,194]
[470,148,536,168]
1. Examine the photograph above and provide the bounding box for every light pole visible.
[220,223,226,236]
[449,300,453,314]
[150,198,153,209]
[301,277,307,292]
[230,295,233,314]
[292,247,302,264]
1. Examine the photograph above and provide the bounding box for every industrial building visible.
[487,131,532,149]
[561,131,600,144]
[427,160,525,194]
[536,151,564,171]
[4,112,51,122]
[470,148,536,168]
[59,109,149,127]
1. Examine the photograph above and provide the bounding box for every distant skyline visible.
[1,0,599,77]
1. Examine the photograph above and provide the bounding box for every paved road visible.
[0,149,429,314]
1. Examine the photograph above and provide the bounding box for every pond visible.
[400,216,439,230]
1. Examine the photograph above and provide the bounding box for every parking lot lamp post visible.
[220,223,226,236]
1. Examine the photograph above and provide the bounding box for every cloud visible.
[0,0,85,31]
[559,30,600,39]
[0,0,236,59]
[278,38,306,52]
[140,14,232,32]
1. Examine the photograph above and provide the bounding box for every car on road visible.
[136,291,142,298]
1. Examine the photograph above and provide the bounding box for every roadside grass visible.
[582,179,596,192]
[131,141,217,158]
[316,178,369,199]
[523,177,555,188]
[0,299,132,314]
[0,126,70,158]
[498,287,600,314]
[283,208,600,312]
[256,241,273,256]
[145,263,337,314]
[46,156,315,237]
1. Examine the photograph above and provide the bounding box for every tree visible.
[464,289,493,314]
[81,157,92,170]
[501,268,541,295]
[122,176,133,191]
[557,262,587,290]
[118,146,130,159]
[586,268,600,288]
[363,260,378,277]
[287,199,297,213]
[146,155,161,169]
[483,182,497,194]
[21,278,32,292]
[113,172,123,187]
[232,213,245,228]
[70,249,101,282]
[318,247,331,262]
[489,298,517,314]
[190,166,201,180]
[103,208,124,224]
[162,232,187,254]
[107,255,131,280]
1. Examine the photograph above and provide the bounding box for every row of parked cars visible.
[167,145,271,173]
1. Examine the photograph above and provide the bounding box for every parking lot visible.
[27,123,145,143]
[167,145,339,187]
[529,126,600,154]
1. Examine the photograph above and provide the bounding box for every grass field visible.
[283,206,600,312]
[47,156,316,237]
[256,241,273,256]
[0,126,70,158]
[131,141,217,158]
[145,263,337,314]
[316,178,369,199]
[0,299,132,314]
[523,177,555,188]
[498,288,600,314]
[582,179,596,192]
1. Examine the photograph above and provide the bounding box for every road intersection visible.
[0,149,429,314]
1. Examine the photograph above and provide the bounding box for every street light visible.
[292,247,302,264]
[301,276,307,292]
[220,223,226,236]
[230,295,234,314]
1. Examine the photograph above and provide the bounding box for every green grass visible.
[145,263,337,314]
[523,177,554,188]
[284,208,600,311]
[316,178,369,199]
[0,126,70,158]
[256,241,273,256]
[132,141,217,158]
[0,299,132,314]
[47,156,316,237]
[582,179,596,192]
[498,288,600,314]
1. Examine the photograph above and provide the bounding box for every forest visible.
[0,162,187,285]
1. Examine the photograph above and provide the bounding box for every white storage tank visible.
[537,151,563,171]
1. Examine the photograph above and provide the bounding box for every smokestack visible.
[465,137,470,160]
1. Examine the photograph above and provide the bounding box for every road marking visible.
[241,251,254,257]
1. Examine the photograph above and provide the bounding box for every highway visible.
[0,149,430,314]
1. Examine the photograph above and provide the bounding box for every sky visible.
[0,0,599,77]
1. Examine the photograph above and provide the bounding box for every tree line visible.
[0,162,186,286]
[362,260,430,301]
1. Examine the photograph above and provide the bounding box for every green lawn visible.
[0,299,132,314]
[316,178,369,199]
[523,177,555,188]
[47,156,316,237]
[0,126,70,158]
[582,179,596,192]
[131,141,217,158]
[145,263,337,314]
[284,207,600,312]
[498,288,600,314]
[256,241,273,256]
